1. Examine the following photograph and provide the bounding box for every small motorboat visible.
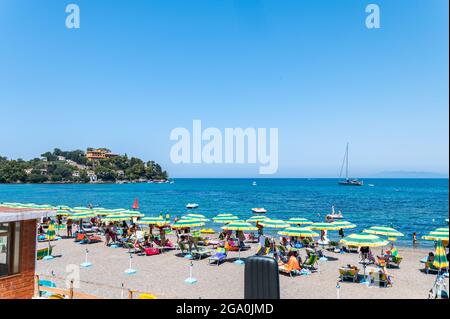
[252,207,267,214]
[252,181,257,186]
[186,203,199,209]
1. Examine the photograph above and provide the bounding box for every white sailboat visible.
[338,143,363,186]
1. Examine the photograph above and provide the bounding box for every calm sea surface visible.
[1,178,448,247]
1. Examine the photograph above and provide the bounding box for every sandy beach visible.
[36,236,449,299]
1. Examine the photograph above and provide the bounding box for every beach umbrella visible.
[102,214,133,222]
[214,213,234,218]
[308,222,340,231]
[221,222,258,231]
[213,215,239,224]
[287,217,313,225]
[172,219,205,229]
[363,226,404,238]
[68,211,97,219]
[120,210,144,217]
[433,240,449,270]
[182,214,210,222]
[340,233,389,284]
[56,205,71,210]
[332,221,357,229]
[55,209,72,217]
[435,227,449,233]
[221,222,257,264]
[72,207,92,213]
[259,219,290,229]
[340,233,389,248]
[138,216,170,227]
[422,232,449,242]
[246,215,269,223]
[278,226,319,238]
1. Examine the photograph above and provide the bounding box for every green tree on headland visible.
[0,148,168,184]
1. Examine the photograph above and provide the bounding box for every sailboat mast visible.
[346,143,349,180]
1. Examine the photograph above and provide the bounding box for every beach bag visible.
[145,247,160,256]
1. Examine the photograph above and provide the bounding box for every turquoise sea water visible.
[0,178,448,247]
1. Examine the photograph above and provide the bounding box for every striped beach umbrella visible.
[332,221,357,229]
[259,219,290,229]
[278,226,319,238]
[422,232,449,241]
[120,210,145,217]
[139,216,169,226]
[433,240,449,270]
[435,227,449,233]
[363,226,404,238]
[214,213,234,218]
[287,217,313,225]
[56,205,71,210]
[55,209,72,217]
[213,215,239,224]
[172,219,205,229]
[246,215,269,223]
[182,214,210,222]
[222,222,258,231]
[68,212,97,219]
[340,233,389,248]
[102,214,133,222]
[308,222,340,231]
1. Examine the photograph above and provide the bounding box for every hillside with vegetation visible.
[0,148,168,184]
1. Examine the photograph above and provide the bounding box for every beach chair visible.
[339,266,360,282]
[388,255,403,268]
[225,240,239,252]
[208,247,227,266]
[369,270,391,287]
[302,254,319,271]
[36,245,54,260]
[191,247,213,260]
[424,261,444,274]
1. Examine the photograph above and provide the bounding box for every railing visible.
[35,274,165,299]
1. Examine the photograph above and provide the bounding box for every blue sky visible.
[0,0,448,177]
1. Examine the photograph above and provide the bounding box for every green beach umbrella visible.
[214,213,234,218]
[435,227,449,232]
[278,226,319,238]
[433,240,449,270]
[121,210,145,217]
[55,209,72,217]
[332,221,357,229]
[213,215,239,224]
[68,212,97,219]
[422,232,449,241]
[340,233,389,248]
[56,205,71,210]
[102,214,133,222]
[172,218,205,229]
[182,214,210,222]
[308,222,340,231]
[363,226,404,238]
[259,219,290,229]
[221,222,258,231]
[287,217,313,225]
[139,216,169,226]
[246,215,269,223]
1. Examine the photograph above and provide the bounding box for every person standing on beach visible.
[412,232,417,247]
[66,218,73,237]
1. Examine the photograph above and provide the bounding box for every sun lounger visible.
[424,261,446,274]
[191,247,212,260]
[302,254,319,270]
[208,248,227,266]
[388,255,403,268]
[339,266,360,282]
